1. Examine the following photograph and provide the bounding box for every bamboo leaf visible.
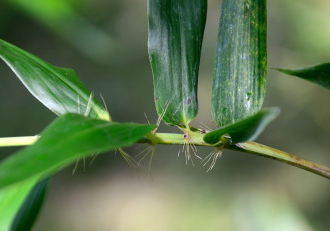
[0,38,111,229]
[212,0,267,126]
[0,178,38,231]
[0,38,110,228]
[148,0,207,126]
[204,108,279,145]
[277,63,330,90]
[10,179,48,231]
[0,114,155,189]
[0,39,110,120]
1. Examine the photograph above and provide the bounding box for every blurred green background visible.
[1,0,329,230]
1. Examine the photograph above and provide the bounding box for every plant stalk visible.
[0,136,39,147]
[228,142,330,179]
[0,133,329,179]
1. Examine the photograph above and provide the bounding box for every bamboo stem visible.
[0,133,329,179]
[228,142,330,179]
[0,136,39,147]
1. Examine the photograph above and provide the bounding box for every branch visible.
[0,133,329,179]
[228,142,330,179]
[0,136,39,147]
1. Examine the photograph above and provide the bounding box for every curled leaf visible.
[204,108,280,145]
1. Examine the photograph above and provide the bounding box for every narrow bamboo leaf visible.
[10,179,48,231]
[0,178,38,231]
[277,63,330,90]
[148,0,207,126]
[0,39,110,120]
[204,108,279,145]
[0,114,155,189]
[212,0,267,126]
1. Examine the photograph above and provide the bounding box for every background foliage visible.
[0,0,329,230]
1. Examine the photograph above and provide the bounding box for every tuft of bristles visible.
[202,149,223,172]
[177,131,201,166]
[74,95,224,173]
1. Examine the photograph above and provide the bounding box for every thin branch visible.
[0,133,329,179]
[0,136,39,147]
[228,142,330,179]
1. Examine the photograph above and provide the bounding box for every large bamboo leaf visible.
[204,108,279,145]
[148,0,207,126]
[277,63,330,90]
[0,39,110,120]
[212,0,267,126]
[0,114,155,189]
[10,179,48,231]
[0,38,111,229]
[0,178,38,231]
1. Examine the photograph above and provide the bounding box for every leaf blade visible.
[148,0,207,126]
[0,178,38,231]
[0,39,109,120]
[10,179,48,231]
[276,63,330,90]
[212,0,267,126]
[204,108,280,145]
[0,114,155,189]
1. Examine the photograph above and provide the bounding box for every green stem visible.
[143,132,210,146]
[228,142,330,179]
[0,136,39,147]
[0,133,329,179]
